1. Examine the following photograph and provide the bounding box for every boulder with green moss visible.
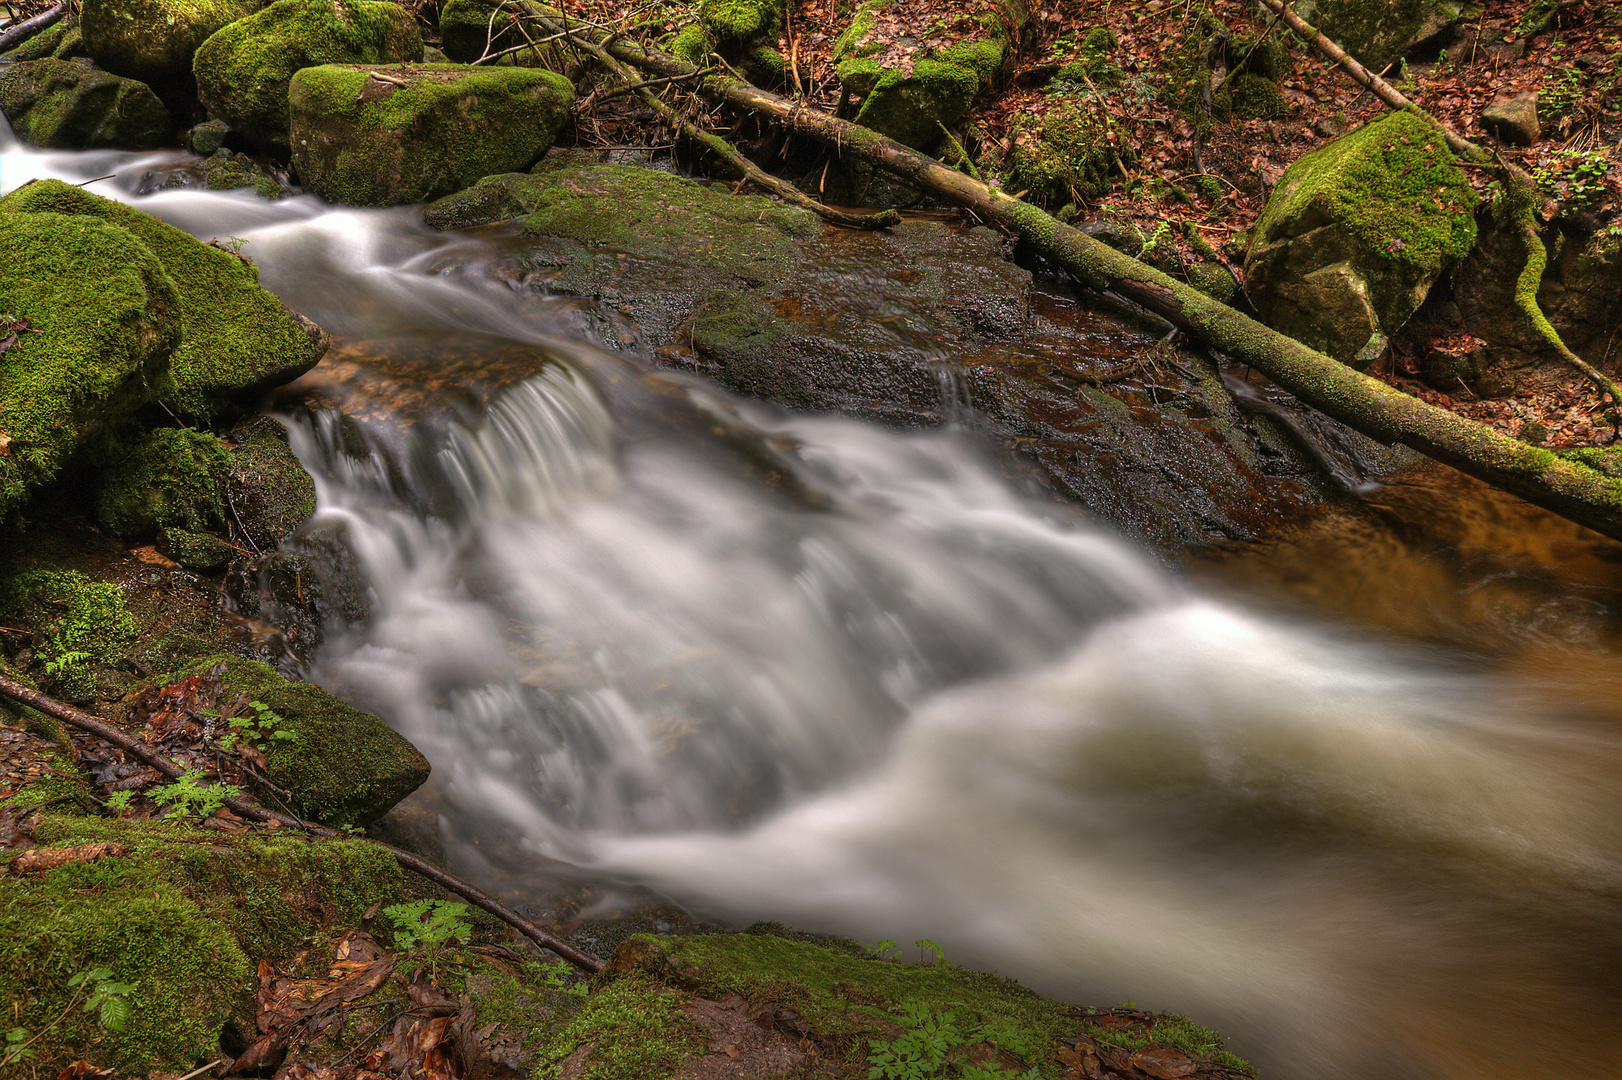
[96,427,232,538]
[192,0,423,155]
[832,0,1023,149]
[0,211,179,517]
[1289,0,1474,70]
[225,417,318,548]
[81,0,268,89]
[1005,96,1118,208]
[438,0,563,65]
[0,57,171,149]
[174,654,430,826]
[1230,72,1288,120]
[0,178,329,420]
[0,566,139,703]
[289,62,573,207]
[1243,109,1477,368]
[0,813,403,1076]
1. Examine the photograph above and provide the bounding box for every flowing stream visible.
[6,131,1622,1080]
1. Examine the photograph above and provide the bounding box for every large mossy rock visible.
[1006,97,1118,208]
[81,0,267,89]
[0,814,402,1076]
[177,654,430,826]
[1243,109,1477,367]
[97,427,232,538]
[0,57,171,149]
[289,63,573,206]
[833,0,1023,149]
[438,0,561,65]
[225,417,319,548]
[192,0,423,155]
[0,179,329,419]
[1289,0,1473,70]
[0,212,179,517]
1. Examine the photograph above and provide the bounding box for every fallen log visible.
[0,671,604,974]
[587,39,1622,541]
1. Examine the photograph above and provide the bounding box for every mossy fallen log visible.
[591,38,1622,542]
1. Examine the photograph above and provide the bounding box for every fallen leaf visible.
[8,843,127,874]
[1128,1045,1199,1079]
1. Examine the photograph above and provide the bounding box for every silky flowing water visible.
[6,132,1622,1080]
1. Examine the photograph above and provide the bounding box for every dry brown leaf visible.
[8,842,127,874]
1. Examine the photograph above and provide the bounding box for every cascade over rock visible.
[1243,109,1477,368]
[81,0,268,89]
[192,0,423,155]
[0,58,171,149]
[0,179,329,420]
[289,62,573,206]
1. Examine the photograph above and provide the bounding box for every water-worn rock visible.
[1243,109,1477,367]
[833,0,1022,149]
[81,0,267,89]
[0,57,170,149]
[192,0,423,155]
[0,179,328,419]
[0,212,178,516]
[289,62,573,206]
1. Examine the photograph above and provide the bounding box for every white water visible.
[7,130,1622,1080]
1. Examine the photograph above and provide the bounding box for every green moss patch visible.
[0,812,402,1075]
[171,655,430,827]
[1007,97,1117,208]
[96,426,232,538]
[0,210,179,516]
[289,62,574,207]
[0,178,327,420]
[80,0,266,85]
[192,0,424,154]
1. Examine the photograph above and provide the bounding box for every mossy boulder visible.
[201,149,294,199]
[1289,0,1473,70]
[1006,97,1117,208]
[96,426,232,538]
[0,57,171,149]
[0,813,403,1076]
[699,0,784,44]
[0,13,86,62]
[174,654,430,826]
[833,0,1022,149]
[0,211,179,517]
[225,417,319,549]
[1243,109,1477,367]
[1230,72,1288,120]
[289,62,573,207]
[0,566,139,702]
[81,0,268,88]
[425,157,818,282]
[0,178,329,419]
[438,0,562,65]
[192,0,423,155]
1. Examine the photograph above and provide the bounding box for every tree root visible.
[0,671,604,974]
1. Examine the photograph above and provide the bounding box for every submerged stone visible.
[192,0,423,155]
[0,57,171,149]
[289,62,573,206]
[1243,109,1477,367]
[0,179,328,419]
[81,0,267,89]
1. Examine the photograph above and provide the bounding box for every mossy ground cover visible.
[0,812,402,1076]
